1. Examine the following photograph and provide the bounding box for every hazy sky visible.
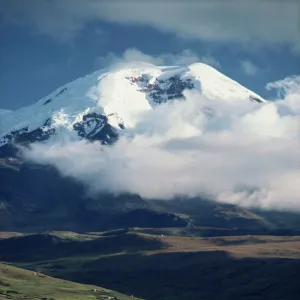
[1,1,299,211]
[0,0,299,110]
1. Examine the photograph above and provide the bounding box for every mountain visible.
[2,62,300,300]
[4,62,298,232]
[0,62,265,152]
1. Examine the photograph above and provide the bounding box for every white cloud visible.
[96,48,164,68]
[23,68,300,211]
[122,49,163,65]
[240,60,259,76]
[162,49,202,66]
[1,0,299,51]
[200,55,222,69]
[96,48,219,69]
[267,75,300,98]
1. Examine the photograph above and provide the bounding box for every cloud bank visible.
[23,62,300,211]
[1,0,300,51]
[240,60,259,76]
[96,48,221,69]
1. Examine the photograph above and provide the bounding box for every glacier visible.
[0,62,265,148]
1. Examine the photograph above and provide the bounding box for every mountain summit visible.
[0,63,265,149]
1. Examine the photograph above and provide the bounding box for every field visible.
[0,262,142,300]
[1,228,300,300]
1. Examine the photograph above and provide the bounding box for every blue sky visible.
[0,0,299,110]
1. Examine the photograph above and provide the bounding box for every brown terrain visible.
[1,228,300,300]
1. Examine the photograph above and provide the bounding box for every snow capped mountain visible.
[0,62,265,149]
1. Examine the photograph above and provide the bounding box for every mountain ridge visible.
[2,61,289,233]
[0,62,265,150]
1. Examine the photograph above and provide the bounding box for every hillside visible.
[0,229,300,300]
[0,263,142,300]
[1,160,300,232]
[1,61,288,232]
[0,63,265,149]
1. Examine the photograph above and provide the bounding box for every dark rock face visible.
[126,73,196,105]
[0,118,55,148]
[0,112,120,151]
[73,113,118,145]
[43,98,52,105]
[55,87,67,97]
[43,87,67,105]
[249,95,264,103]
[148,76,195,104]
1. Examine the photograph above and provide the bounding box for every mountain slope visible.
[0,160,192,231]
[3,158,300,232]
[0,62,276,232]
[0,63,265,150]
[0,262,142,300]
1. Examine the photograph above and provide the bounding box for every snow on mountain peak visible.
[0,63,265,149]
[188,63,264,102]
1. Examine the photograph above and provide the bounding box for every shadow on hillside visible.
[62,251,300,300]
[0,233,165,262]
[1,232,300,300]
